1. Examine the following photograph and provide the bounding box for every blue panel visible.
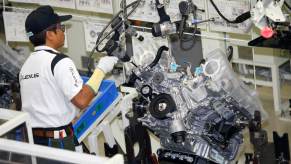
[73,76,119,139]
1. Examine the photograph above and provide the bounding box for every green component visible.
[76,122,86,135]
[91,103,103,116]
[95,103,103,113]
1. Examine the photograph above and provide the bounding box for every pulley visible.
[149,93,176,119]
[140,85,152,97]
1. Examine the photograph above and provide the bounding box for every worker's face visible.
[46,23,66,49]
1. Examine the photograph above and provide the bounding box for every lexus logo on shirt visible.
[69,67,78,87]
[20,73,39,81]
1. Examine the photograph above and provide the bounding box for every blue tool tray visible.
[73,76,119,140]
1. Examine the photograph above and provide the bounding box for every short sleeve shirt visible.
[19,46,83,128]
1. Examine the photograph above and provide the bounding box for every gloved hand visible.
[96,56,119,74]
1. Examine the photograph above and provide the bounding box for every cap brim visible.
[59,15,72,22]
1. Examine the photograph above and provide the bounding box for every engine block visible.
[127,48,266,163]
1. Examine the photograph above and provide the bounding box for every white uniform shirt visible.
[20,46,83,128]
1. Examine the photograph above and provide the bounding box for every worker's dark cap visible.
[25,5,72,38]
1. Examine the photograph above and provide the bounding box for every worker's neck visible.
[45,43,60,50]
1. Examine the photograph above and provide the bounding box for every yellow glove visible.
[86,68,105,94]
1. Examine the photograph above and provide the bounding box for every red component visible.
[261,27,274,39]
[60,131,64,139]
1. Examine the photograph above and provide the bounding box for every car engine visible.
[126,46,266,163]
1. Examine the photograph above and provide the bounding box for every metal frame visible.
[88,86,138,155]
[0,108,36,163]
[0,108,34,145]
[231,50,289,115]
[87,86,162,156]
[0,138,123,164]
[77,93,123,142]
[0,108,124,164]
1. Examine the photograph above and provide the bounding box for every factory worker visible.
[19,5,118,150]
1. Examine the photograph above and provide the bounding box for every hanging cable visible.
[95,0,142,52]
[209,0,251,24]
[179,1,198,51]
[87,0,142,74]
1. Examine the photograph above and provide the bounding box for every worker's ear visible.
[46,31,55,41]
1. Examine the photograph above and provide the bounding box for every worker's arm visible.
[71,56,118,109]
[71,69,104,109]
